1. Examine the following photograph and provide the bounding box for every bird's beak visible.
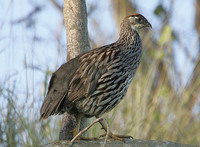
[146,21,152,29]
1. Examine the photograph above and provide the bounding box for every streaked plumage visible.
[40,14,151,140]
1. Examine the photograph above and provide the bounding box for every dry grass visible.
[1,30,200,147]
[0,1,200,146]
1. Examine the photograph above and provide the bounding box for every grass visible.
[1,37,200,147]
[0,3,200,146]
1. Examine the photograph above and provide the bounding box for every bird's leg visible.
[71,114,98,140]
[71,114,82,139]
[98,117,133,141]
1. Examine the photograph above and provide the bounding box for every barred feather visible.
[40,14,151,120]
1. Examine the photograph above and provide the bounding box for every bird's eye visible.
[135,17,141,22]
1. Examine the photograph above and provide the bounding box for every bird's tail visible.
[40,91,67,120]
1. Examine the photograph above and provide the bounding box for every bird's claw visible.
[78,136,99,140]
[99,132,133,141]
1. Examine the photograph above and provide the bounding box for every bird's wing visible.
[67,62,105,103]
[40,56,81,119]
[67,47,120,103]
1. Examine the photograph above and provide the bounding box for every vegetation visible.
[0,0,199,146]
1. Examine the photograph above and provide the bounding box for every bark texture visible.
[64,0,90,60]
[59,0,90,140]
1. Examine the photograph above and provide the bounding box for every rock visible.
[40,139,199,147]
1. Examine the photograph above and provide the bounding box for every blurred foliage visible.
[159,25,173,45]
[154,4,167,18]
[0,0,200,146]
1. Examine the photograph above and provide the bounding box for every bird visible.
[40,13,152,140]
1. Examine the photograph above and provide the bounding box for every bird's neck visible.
[118,24,141,47]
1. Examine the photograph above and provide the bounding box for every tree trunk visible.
[59,0,90,140]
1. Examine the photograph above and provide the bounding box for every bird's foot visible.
[78,136,99,140]
[70,128,98,140]
[99,132,133,141]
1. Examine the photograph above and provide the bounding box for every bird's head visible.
[125,14,152,30]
